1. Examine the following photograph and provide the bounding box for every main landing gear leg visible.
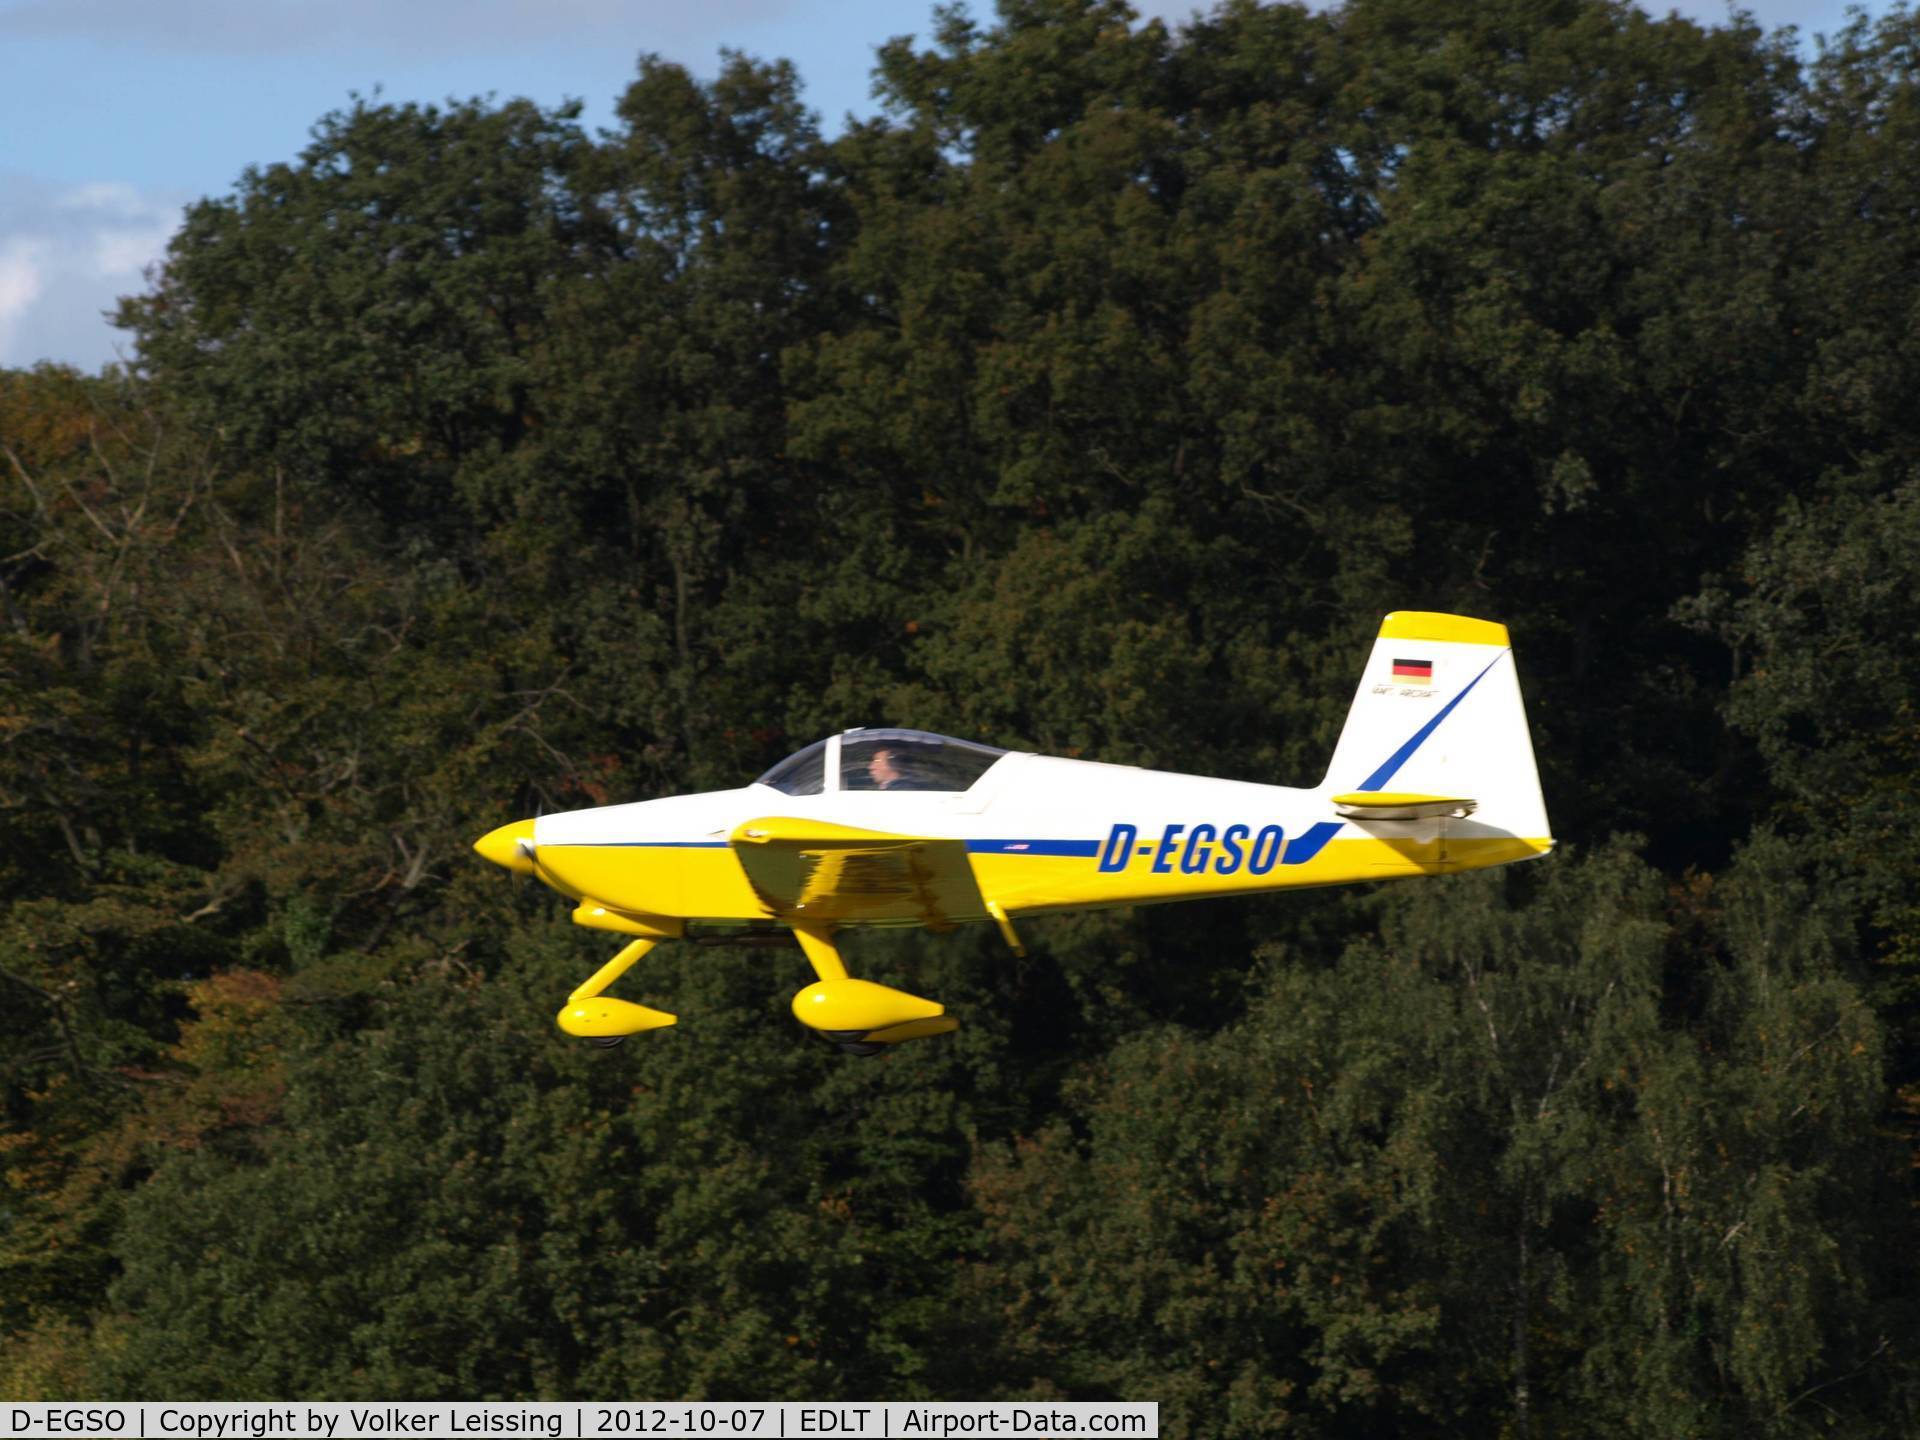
[788,923,958,1057]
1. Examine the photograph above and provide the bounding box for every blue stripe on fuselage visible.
[572,839,1105,854]
[965,839,1103,856]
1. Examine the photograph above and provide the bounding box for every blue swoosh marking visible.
[1282,822,1343,865]
[1358,652,1507,792]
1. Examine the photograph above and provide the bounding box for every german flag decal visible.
[1391,658,1434,682]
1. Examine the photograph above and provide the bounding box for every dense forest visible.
[4,0,1919,1431]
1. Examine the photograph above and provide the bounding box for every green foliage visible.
[971,845,1901,1436]
[117,96,606,533]
[1574,835,1895,1435]
[4,0,1919,1430]
[969,846,1660,1433]
[1687,479,1920,1083]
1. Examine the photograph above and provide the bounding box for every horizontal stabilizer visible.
[1332,791,1478,820]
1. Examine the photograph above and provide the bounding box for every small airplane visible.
[475,612,1552,1055]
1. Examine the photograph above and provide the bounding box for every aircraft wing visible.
[728,817,987,927]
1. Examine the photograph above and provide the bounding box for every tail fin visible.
[1321,612,1553,855]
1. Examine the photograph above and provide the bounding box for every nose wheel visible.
[557,936,678,1043]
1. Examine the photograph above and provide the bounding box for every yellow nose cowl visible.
[474,818,538,874]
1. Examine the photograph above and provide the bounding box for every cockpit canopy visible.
[755,729,1010,796]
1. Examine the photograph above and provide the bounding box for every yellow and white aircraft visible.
[475,612,1551,1054]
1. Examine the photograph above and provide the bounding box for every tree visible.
[968,840,1901,1436]
[1575,835,1900,1435]
[1687,482,1920,1095]
[119,97,605,535]
[6,0,1918,1425]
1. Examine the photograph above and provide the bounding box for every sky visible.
[0,0,1891,371]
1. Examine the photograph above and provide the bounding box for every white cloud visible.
[94,216,179,275]
[0,174,185,370]
[0,237,49,360]
[55,180,146,211]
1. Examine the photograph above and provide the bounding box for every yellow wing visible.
[728,817,987,927]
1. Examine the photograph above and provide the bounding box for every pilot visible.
[868,746,907,790]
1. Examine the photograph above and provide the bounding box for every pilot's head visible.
[869,747,905,790]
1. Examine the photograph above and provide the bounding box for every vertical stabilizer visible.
[1321,612,1552,850]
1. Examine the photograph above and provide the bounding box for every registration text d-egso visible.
[10,1411,129,1434]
